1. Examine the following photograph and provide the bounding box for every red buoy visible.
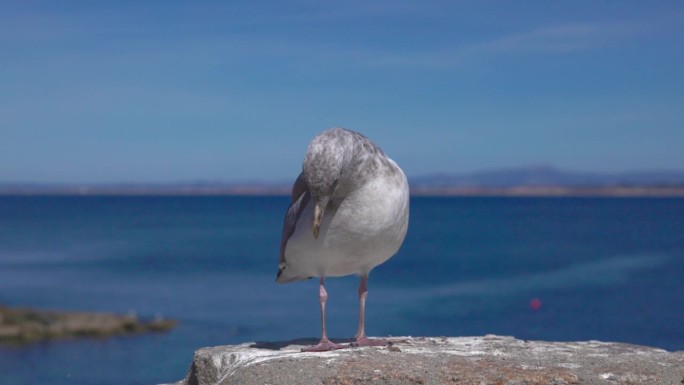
[530,298,542,311]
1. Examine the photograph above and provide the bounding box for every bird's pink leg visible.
[353,275,388,347]
[302,277,346,352]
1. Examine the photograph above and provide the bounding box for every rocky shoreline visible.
[0,306,176,344]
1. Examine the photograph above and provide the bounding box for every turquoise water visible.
[0,196,682,384]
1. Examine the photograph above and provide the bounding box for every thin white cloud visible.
[477,21,648,53]
[1,2,677,73]
[367,20,650,68]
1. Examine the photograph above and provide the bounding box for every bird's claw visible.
[301,338,347,352]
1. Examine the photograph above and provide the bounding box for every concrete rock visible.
[172,336,684,385]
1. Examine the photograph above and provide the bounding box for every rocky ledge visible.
[0,306,176,344]
[172,336,684,385]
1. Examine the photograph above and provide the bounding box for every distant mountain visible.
[410,166,684,188]
[2,166,684,196]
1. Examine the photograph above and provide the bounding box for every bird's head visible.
[303,162,339,240]
[302,130,352,239]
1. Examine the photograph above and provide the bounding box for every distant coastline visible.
[4,166,684,197]
[0,184,292,197]
[410,185,684,197]
[1,184,684,197]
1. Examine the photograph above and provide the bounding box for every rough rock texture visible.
[172,336,684,385]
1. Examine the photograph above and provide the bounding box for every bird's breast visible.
[284,167,409,277]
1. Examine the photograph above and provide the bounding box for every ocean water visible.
[0,196,682,385]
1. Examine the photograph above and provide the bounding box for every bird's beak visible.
[313,201,327,239]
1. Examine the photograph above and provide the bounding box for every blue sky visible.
[2,1,683,183]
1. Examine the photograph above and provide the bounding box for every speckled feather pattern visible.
[277,127,409,283]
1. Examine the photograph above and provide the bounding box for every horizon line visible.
[2,185,684,198]
[2,165,684,186]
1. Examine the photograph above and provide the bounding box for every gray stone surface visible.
[171,336,684,385]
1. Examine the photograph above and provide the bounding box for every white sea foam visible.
[381,253,668,300]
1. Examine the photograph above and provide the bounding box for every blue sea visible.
[0,196,682,385]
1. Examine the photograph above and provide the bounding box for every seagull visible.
[277,127,409,352]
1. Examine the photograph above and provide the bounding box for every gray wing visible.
[278,173,310,268]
